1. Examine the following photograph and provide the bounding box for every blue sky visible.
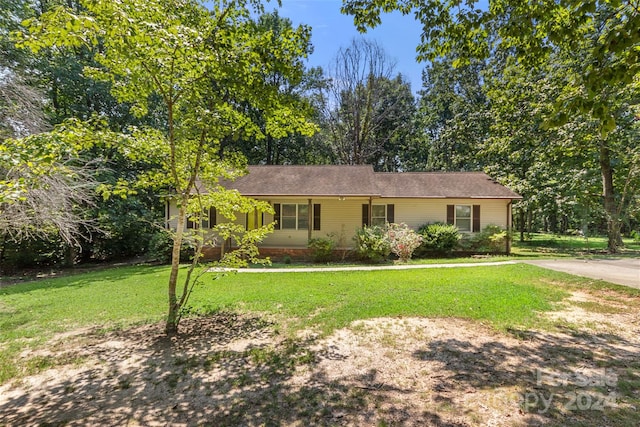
[265,0,426,92]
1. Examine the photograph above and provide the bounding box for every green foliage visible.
[308,236,336,263]
[353,225,391,263]
[386,223,422,262]
[146,230,196,264]
[342,0,639,132]
[17,0,315,332]
[459,225,510,253]
[631,230,640,243]
[416,223,461,256]
[0,234,66,274]
[415,58,489,172]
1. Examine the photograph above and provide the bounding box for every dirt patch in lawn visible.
[1,290,639,427]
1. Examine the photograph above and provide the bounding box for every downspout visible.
[506,201,513,255]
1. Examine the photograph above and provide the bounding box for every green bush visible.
[631,230,640,243]
[353,225,391,263]
[416,223,460,256]
[308,236,336,263]
[459,225,510,253]
[146,230,196,263]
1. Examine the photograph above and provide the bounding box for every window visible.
[447,204,480,232]
[371,205,387,226]
[187,208,216,229]
[274,203,321,231]
[281,204,308,230]
[362,204,395,226]
[455,205,472,232]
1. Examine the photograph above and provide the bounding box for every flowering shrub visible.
[387,223,423,262]
[354,225,391,263]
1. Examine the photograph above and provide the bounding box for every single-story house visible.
[166,165,522,258]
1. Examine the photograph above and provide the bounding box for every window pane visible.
[298,217,309,230]
[282,217,297,229]
[282,204,296,216]
[457,219,471,232]
[456,205,471,218]
[371,217,386,226]
[298,204,308,216]
[372,205,386,217]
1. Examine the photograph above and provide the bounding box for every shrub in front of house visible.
[415,223,461,256]
[458,225,509,253]
[308,236,336,263]
[387,223,423,262]
[354,225,391,263]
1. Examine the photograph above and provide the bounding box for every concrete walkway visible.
[229,261,519,273]
[218,257,640,290]
[524,258,640,289]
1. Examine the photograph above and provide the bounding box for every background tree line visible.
[1,0,638,275]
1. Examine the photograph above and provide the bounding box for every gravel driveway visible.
[525,258,640,289]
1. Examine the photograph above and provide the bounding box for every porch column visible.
[308,198,312,241]
[368,197,373,225]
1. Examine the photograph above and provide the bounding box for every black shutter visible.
[274,203,281,230]
[362,204,369,226]
[386,204,395,223]
[209,207,216,227]
[473,205,481,232]
[447,205,455,225]
[313,204,321,230]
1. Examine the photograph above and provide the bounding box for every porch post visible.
[308,198,312,241]
[368,197,373,225]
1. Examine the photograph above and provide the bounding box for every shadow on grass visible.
[0,312,360,426]
[1,312,638,426]
[0,264,168,294]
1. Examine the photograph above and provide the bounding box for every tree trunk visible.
[599,141,621,253]
[166,201,187,334]
[519,207,525,242]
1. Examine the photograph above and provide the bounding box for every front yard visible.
[1,263,639,425]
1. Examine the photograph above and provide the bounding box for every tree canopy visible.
[18,0,315,333]
[342,0,640,130]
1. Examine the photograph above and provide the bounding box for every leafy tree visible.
[342,0,639,129]
[219,12,329,165]
[342,0,639,251]
[0,120,101,271]
[321,38,416,171]
[19,0,314,333]
[415,57,489,171]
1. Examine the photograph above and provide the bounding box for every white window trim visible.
[281,203,309,230]
[455,204,472,232]
[371,204,387,226]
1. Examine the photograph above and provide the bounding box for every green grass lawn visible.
[2,262,637,384]
[511,232,640,257]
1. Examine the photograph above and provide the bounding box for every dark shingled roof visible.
[225,165,378,196]
[374,172,522,199]
[223,165,521,199]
